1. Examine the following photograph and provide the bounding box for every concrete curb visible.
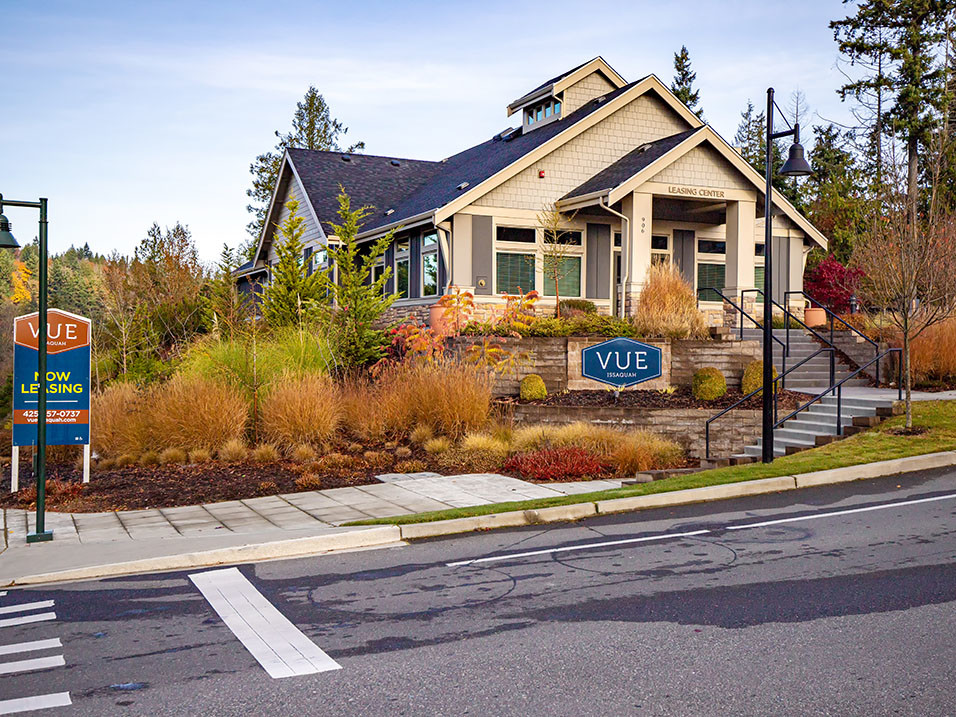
[5,526,402,587]
[8,450,956,586]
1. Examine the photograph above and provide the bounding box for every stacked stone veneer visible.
[671,339,760,389]
[449,336,568,397]
[567,337,671,391]
[506,403,761,460]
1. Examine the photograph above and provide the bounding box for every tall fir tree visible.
[246,87,364,254]
[260,200,323,327]
[734,100,795,203]
[670,45,704,118]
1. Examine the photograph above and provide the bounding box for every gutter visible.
[598,197,629,319]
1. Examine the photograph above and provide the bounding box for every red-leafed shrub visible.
[804,255,864,313]
[503,446,604,481]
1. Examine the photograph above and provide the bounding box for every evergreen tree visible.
[315,190,396,368]
[832,0,956,221]
[209,243,247,336]
[260,200,323,327]
[245,87,365,252]
[670,45,704,118]
[734,100,794,202]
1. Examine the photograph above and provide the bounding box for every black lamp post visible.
[762,88,813,463]
[0,194,53,542]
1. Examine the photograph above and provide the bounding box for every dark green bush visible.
[692,367,727,401]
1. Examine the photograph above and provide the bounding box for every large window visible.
[497,226,535,243]
[496,252,535,295]
[395,238,410,299]
[698,239,726,255]
[422,231,439,297]
[651,234,670,266]
[542,256,581,297]
[697,263,725,302]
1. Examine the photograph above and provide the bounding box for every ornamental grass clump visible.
[633,263,708,339]
[148,375,248,451]
[612,432,684,475]
[692,367,727,401]
[91,382,150,457]
[218,438,248,462]
[158,447,187,465]
[251,444,279,463]
[260,373,340,449]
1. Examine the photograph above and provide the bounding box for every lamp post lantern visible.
[0,194,53,542]
[762,88,813,464]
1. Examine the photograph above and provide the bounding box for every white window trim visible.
[492,220,586,298]
[420,231,440,298]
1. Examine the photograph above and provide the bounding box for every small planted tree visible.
[260,199,323,327]
[854,169,956,427]
[315,189,397,368]
[537,203,578,318]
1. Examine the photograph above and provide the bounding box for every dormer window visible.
[525,99,562,128]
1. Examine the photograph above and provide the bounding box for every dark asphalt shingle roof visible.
[287,148,443,234]
[561,127,703,200]
[507,58,595,110]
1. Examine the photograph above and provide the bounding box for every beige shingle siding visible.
[649,144,751,190]
[473,93,687,211]
[563,73,616,114]
[267,174,324,264]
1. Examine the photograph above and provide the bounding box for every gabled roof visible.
[506,56,627,116]
[562,127,704,200]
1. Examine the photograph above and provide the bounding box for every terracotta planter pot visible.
[804,307,827,328]
[429,304,449,335]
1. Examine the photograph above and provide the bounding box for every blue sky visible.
[1,1,858,262]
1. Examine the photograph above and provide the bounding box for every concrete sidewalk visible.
[0,473,622,585]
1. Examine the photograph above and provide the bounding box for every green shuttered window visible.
[542,256,581,297]
[697,262,725,302]
[496,252,535,295]
[754,266,765,290]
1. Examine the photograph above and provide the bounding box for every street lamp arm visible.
[0,195,45,210]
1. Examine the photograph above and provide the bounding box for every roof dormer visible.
[506,56,627,132]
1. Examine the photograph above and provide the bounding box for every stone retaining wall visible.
[506,403,761,459]
[449,336,569,397]
[671,339,760,389]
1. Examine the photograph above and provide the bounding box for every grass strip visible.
[345,400,956,527]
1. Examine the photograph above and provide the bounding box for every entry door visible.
[672,230,696,285]
[771,235,790,303]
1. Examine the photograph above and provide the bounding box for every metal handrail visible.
[704,347,836,460]
[773,348,902,437]
[697,287,786,352]
[740,288,833,351]
[785,289,881,383]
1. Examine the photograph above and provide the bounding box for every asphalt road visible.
[1,468,955,716]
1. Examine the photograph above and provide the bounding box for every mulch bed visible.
[508,386,812,411]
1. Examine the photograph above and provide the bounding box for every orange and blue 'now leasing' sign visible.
[13,309,92,447]
[581,337,662,388]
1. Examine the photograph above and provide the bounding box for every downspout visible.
[598,197,629,319]
[435,221,452,294]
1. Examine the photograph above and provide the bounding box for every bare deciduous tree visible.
[537,204,579,318]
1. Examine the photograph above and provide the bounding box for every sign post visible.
[581,337,663,389]
[12,310,92,518]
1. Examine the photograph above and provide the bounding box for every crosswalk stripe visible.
[0,638,62,656]
[0,655,65,675]
[190,567,341,678]
[0,692,72,715]
[0,601,55,616]
[0,613,55,629]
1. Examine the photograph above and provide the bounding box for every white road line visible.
[0,638,62,656]
[446,529,712,567]
[0,593,5,598]
[726,492,956,531]
[189,567,341,679]
[0,613,55,629]
[0,692,72,715]
[0,600,55,616]
[0,655,65,675]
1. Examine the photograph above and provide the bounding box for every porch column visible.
[622,191,652,315]
[450,213,474,291]
[724,199,756,300]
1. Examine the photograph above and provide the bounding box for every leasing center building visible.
[238,57,827,322]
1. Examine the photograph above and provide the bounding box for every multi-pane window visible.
[395,238,410,299]
[422,231,439,297]
[497,226,535,243]
[525,99,562,126]
[542,256,581,297]
[651,234,670,266]
[545,230,582,246]
[697,263,726,302]
[698,239,726,255]
[496,252,535,295]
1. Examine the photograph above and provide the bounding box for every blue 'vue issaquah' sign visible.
[581,337,662,388]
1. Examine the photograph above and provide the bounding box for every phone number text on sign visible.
[14,409,88,424]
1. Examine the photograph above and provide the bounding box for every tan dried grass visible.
[148,374,248,451]
[260,373,340,450]
[633,263,708,339]
[91,382,150,457]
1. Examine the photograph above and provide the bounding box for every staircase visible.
[737,393,900,459]
[740,327,871,391]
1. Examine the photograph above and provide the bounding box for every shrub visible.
[612,432,684,474]
[559,299,597,315]
[692,367,727,401]
[394,446,412,458]
[138,451,160,467]
[347,442,364,454]
[291,443,317,462]
[260,373,340,450]
[363,450,390,467]
[504,447,604,481]
[804,255,864,314]
[315,452,353,471]
[115,454,136,468]
[445,432,510,473]
[148,375,248,451]
[294,473,323,491]
[251,444,279,462]
[423,436,452,454]
[219,439,247,462]
[519,374,547,401]
[395,459,427,473]
[340,377,388,441]
[91,382,149,457]
[632,263,708,339]
[410,424,434,444]
[158,447,187,465]
[742,361,778,396]
[188,448,212,463]
[911,316,956,382]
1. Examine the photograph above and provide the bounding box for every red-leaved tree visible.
[804,255,864,313]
